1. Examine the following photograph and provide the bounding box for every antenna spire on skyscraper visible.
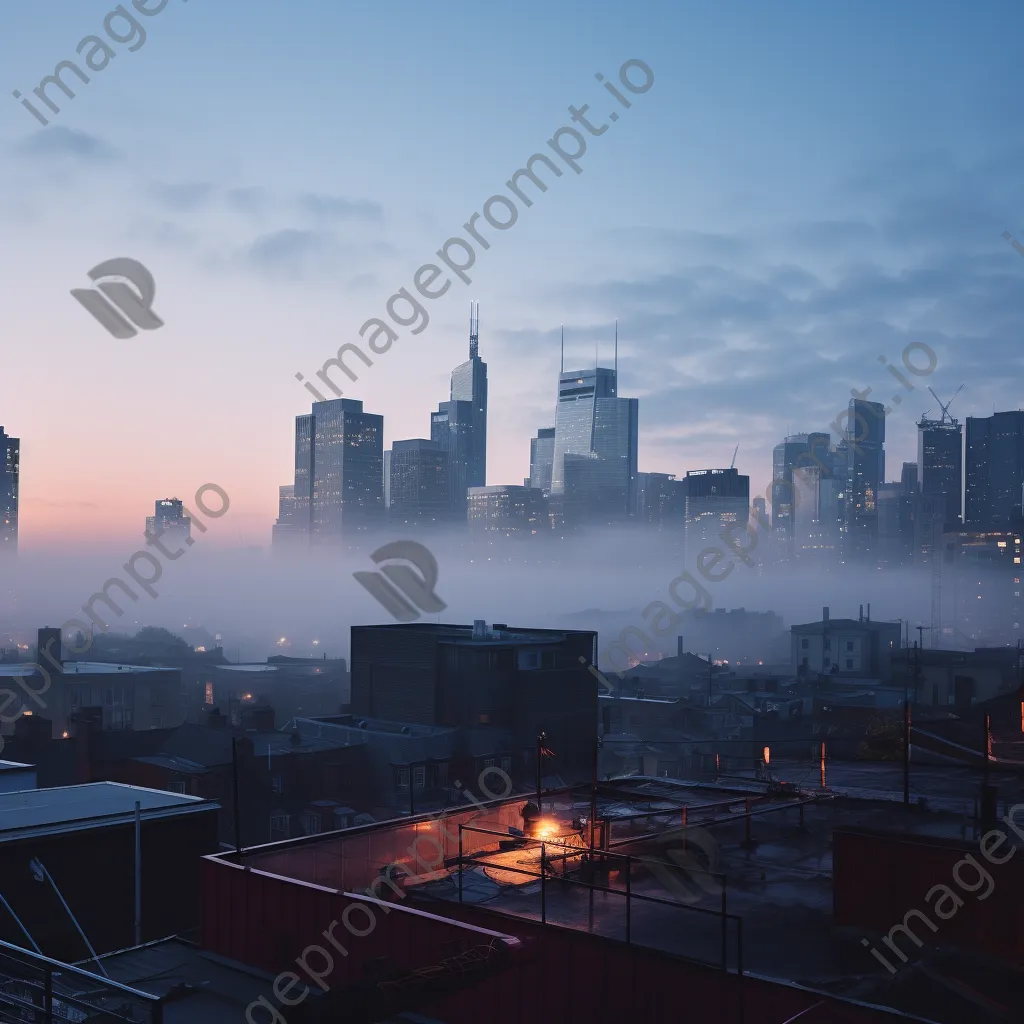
[614,319,618,380]
[560,325,564,373]
[469,301,479,360]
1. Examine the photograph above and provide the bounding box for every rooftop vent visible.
[358,720,368,729]
[472,619,488,639]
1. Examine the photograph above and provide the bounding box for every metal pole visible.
[625,856,631,944]
[540,843,546,924]
[720,882,727,971]
[410,768,415,818]
[134,800,142,947]
[36,861,109,978]
[458,825,464,904]
[44,968,53,1023]
[536,733,544,816]
[590,737,598,852]
[231,738,242,856]
[0,888,41,953]
[904,677,911,807]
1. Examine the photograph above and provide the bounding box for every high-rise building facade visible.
[771,433,831,552]
[431,399,475,518]
[272,485,299,546]
[551,364,637,523]
[283,399,384,543]
[844,400,886,560]
[918,413,962,527]
[145,498,191,542]
[965,411,1024,528]
[682,468,750,561]
[467,485,548,537]
[0,427,18,554]
[448,303,488,491]
[636,472,685,529]
[529,427,556,495]
[388,439,449,525]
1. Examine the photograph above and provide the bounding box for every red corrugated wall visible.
[833,826,1024,964]
[203,855,901,1024]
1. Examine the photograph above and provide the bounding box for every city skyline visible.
[2,0,1021,546]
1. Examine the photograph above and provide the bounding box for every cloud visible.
[148,181,216,211]
[14,126,119,162]
[297,193,383,222]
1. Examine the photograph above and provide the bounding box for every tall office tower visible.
[431,399,475,518]
[682,468,750,561]
[388,439,449,525]
[551,363,638,523]
[271,486,299,546]
[288,399,384,542]
[965,411,1024,527]
[636,472,685,528]
[145,498,192,542]
[529,427,556,495]
[448,303,488,490]
[918,410,963,527]
[844,399,886,560]
[0,427,18,554]
[792,465,839,561]
[771,432,831,554]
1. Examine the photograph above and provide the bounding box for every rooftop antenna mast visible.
[469,301,479,359]
[560,325,564,373]
[614,319,618,382]
[730,444,739,469]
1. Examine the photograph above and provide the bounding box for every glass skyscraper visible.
[280,399,383,544]
[145,498,192,542]
[431,400,475,518]
[388,439,449,525]
[845,399,886,560]
[965,411,1024,527]
[529,427,556,495]
[0,426,18,554]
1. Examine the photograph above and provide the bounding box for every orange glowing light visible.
[534,819,558,839]
[763,746,770,765]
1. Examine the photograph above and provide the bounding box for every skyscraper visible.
[145,498,191,543]
[285,399,384,543]
[0,427,18,554]
[844,399,886,559]
[448,303,488,490]
[918,410,962,527]
[771,432,831,556]
[272,485,299,546]
[388,439,449,525]
[529,427,556,495]
[550,329,638,523]
[431,399,475,518]
[965,411,1024,527]
[682,468,750,561]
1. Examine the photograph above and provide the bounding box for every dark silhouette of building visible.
[636,472,685,529]
[965,410,1024,527]
[0,426,18,554]
[431,399,475,519]
[682,468,749,561]
[350,621,597,787]
[145,497,192,543]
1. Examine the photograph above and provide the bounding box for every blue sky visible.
[1,0,1022,544]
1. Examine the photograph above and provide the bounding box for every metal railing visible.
[0,938,164,1023]
[456,824,744,979]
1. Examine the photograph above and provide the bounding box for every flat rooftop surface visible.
[0,782,213,839]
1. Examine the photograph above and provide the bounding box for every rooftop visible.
[0,781,215,840]
[1,662,170,676]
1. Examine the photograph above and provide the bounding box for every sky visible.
[2,0,1023,549]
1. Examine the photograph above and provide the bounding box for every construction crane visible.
[730,444,739,469]
[926,384,964,425]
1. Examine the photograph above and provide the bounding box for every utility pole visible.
[536,731,546,816]
[904,644,913,807]
[708,653,713,703]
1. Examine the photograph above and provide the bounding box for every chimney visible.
[859,604,863,622]
[677,636,684,657]
[822,607,829,623]
[37,627,62,673]
[866,603,871,622]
